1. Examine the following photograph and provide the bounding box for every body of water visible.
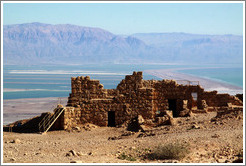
[3,64,243,100]
[177,67,243,88]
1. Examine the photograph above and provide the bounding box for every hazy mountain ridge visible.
[3,23,243,65]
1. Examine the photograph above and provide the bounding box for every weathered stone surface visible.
[51,71,243,130]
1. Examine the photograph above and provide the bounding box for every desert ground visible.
[3,108,243,163]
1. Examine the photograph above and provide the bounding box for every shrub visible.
[148,142,190,160]
[118,152,136,161]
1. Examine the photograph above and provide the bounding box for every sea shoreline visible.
[145,68,243,95]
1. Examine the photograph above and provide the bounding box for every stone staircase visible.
[38,107,65,133]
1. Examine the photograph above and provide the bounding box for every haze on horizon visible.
[3,2,244,36]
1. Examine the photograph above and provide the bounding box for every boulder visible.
[164,110,173,118]
[156,115,169,126]
[169,117,176,126]
[139,125,150,132]
[127,117,141,132]
[137,115,145,125]
[179,109,190,117]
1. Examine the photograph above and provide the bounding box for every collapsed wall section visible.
[151,79,205,116]
[199,91,243,107]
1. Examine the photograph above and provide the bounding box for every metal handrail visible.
[38,107,64,133]
[43,108,64,133]
[38,108,57,131]
[38,103,58,127]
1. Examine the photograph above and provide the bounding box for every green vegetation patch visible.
[148,142,190,160]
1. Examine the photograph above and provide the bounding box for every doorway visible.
[168,99,178,117]
[108,111,116,127]
[191,92,198,108]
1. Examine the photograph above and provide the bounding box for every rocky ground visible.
[3,110,243,163]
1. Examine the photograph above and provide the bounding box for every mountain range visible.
[3,22,243,65]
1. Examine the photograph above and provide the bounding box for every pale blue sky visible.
[3,2,244,35]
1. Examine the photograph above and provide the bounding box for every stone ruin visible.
[50,71,243,131]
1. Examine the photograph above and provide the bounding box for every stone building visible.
[52,71,242,130]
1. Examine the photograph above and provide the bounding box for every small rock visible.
[76,152,86,156]
[169,118,176,126]
[217,159,225,163]
[191,125,200,129]
[108,136,122,140]
[66,153,71,157]
[23,153,27,156]
[211,134,220,138]
[88,152,93,155]
[225,159,231,163]
[129,146,136,150]
[137,133,144,138]
[69,150,77,156]
[10,158,16,161]
[70,160,82,163]
[13,139,21,144]
[73,126,81,131]
[163,159,179,163]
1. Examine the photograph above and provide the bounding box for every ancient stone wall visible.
[60,71,243,129]
[153,80,205,116]
[199,91,243,107]
[116,71,154,119]
[67,76,106,107]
